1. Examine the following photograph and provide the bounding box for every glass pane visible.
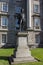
[15,6,21,13]
[2,34,6,43]
[15,18,19,28]
[2,18,5,25]
[35,35,40,43]
[34,17,40,26]
[1,16,8,26]
[3,3,8,12]
[5,17,8,26]
[34,5,38,13]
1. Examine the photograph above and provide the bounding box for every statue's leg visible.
[23,21,26,31]
[20,19,22,32]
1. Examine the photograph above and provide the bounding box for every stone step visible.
[13,57,37,64]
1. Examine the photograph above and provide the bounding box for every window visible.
[2,34,7,43]
[1,16,8,28]
[15,17,20,29]
[34,17,40,29]
[2,2,8,12]
[15,6,22,30]
[15,6,22,13]
[35,35,40,43]
[34,4,39,13]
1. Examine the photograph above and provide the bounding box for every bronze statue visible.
[15,9,26,31]
[20,9,26,31]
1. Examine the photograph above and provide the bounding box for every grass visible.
[0,48,14,65]
[0,48,43,65]
[0,48,14,56]
[31,48,43,62]
[0,60,9,65]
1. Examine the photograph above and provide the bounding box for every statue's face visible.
[22,9,24,12]
[21,9,24,13]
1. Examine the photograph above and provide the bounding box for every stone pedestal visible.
[13,32,36,64]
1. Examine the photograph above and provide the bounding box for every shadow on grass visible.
[35,58,41,62]
[0,56,8,60]
[0,56,42,65]
[0,56,13,65]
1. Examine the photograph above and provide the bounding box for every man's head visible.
[21,9,24,13]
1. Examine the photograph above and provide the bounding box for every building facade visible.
[0,0,42,48]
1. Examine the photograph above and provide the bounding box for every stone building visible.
[0,0,42,48]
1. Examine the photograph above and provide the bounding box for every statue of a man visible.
[15,8,26,31]
[20,9,26,31]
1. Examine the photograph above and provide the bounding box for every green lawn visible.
[0,48,14,65]
[0,48,14,56]
[0,60,9,65]
[31,48,43,62]
[0,48,43,65]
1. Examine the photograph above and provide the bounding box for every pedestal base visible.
[13,32,36,64]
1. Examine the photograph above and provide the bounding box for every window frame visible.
[33,4,39,13]
[15,6,22,13]
[15,17,20,30]
[2,2,8,12]
[1,34,7,45]
[1,16,8,28]
[15,6,22,30]
[34,17,40,29]
[35,34,40,43]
